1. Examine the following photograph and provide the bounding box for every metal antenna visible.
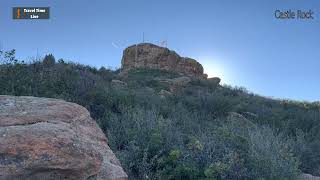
[36,48,39,60]
[142,32,145,43]
[160,40,167,48]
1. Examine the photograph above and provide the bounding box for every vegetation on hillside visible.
[1,50,320,179]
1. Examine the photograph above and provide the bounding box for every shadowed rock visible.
[157,76,191,93]
[299,173,320,180]
[207,77,221,86]
[158,89,172,98]
[0,95,127,180]
[111,79,127,88]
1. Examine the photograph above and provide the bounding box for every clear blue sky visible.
[0,0,320,101]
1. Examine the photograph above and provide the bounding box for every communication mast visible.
[36,48,39,59]
[142,32,145,43]
[160,40,167,48]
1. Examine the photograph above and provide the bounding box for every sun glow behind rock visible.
[198,56,231,84]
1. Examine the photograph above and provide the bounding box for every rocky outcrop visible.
[226,112,256,137]
[227,112,255,127]
[111,79,127,88]
[163,76,192,87]
[158,76,191,93]
[299,173,320,180]
[158,89,172,98]
[0,96,127,180]
[207,77,221,86]
[121,43,207,79]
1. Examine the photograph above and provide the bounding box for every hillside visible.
[1,46,320,180]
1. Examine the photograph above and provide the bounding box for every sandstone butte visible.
[121,43,208,79]
[0,95,127,180]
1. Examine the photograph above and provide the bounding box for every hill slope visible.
[1,49,320,179]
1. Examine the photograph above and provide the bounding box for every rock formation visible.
[158,76,192,93]
[227,112,256,130]
[121,43,208,79]
[158,89,172,98]
[0,95,127,180]
[111,79,127,88]
[207,77,221,86]
[162,76,192,87]
[299,173,320,180]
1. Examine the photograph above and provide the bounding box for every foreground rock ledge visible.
[0,95,127,180]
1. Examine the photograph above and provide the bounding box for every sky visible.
[0,0,320,101]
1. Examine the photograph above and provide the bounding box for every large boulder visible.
[111,79,127,88]
[158,89,172,98]
[166,76,191,87]
[227,112,256,128]
[158,76,191,93]
[226,112,256,137]
[0,95,127,180]
[299,173,320,180]
[121,43,207,79]
[207,77,221,86]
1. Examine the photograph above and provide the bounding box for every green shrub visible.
[247,127,300,179]
[43,54,56,67]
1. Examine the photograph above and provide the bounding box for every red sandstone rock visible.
[0,95,127,180]
[121,43,207,79]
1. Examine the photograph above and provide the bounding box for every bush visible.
[43,54,55,67]
[247,127,300,179]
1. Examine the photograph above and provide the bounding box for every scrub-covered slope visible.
[0,48,319,179]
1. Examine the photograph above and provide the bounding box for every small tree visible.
[43,54,55,67]
[58,58,65,64]
[0,49,18,65]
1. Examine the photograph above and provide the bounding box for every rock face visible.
[158,76,192,93]
[158,89,172,98]
[164,76,192,87]
[226,112,256,137]
[0,96,127,180]
[207,77,221,86]
[121,43,207,79]
[299,173,320,180]
[111,79,127,88]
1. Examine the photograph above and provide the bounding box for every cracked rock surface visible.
[0,95,127,180]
